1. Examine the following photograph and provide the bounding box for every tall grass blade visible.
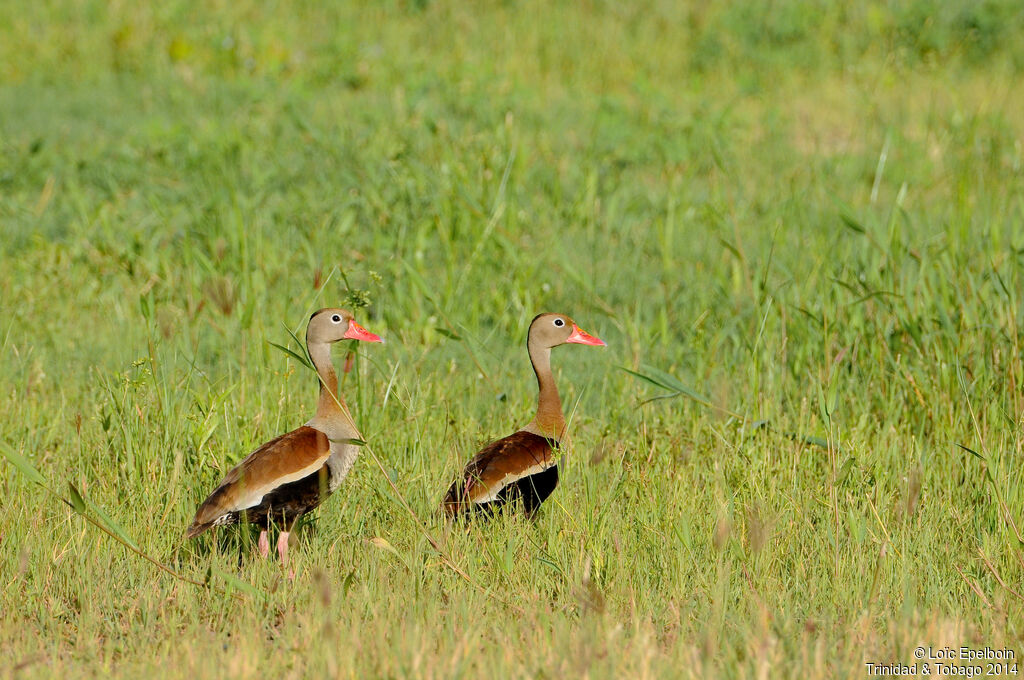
[214,569,266,600]
[957,443,997,487]
[0,440,46,486]
[623,366,834,450]
[284,325,315,367]
[67,482,87,513]
[268,341,313,370]
[86,494,140,551]
[329,437,366,446]
[620,365,712,405]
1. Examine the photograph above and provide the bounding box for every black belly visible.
[485,464,559,517]
[228,465,331,529]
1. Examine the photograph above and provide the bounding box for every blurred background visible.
[4,0,1023,457]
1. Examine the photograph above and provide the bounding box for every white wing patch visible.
[471,460,554,504]
[231,458,330,511]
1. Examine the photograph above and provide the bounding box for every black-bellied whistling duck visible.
[442,313,605,518]
[186,308,383,567]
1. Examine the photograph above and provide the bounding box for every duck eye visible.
[553,318,565,327]
[331,314,342,323]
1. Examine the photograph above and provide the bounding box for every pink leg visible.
[257,530,270,559]
[277,531,295,579]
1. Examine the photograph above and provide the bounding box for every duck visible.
[186,308,383,567]
[442,313,604,518]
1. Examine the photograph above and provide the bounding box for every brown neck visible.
[308,341,347,420]
[524,338,566,440]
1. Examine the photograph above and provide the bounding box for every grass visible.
[2,0,1024,677]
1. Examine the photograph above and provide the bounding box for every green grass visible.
[2,0,1024,677]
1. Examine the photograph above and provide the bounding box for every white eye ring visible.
[331,314,342,323]
[553,318,565,327]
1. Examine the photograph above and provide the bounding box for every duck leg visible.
[276,531,290,562]
[277,531,295,579]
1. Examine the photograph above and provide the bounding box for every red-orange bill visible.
[566,324,605,346]
[343,320,384,343]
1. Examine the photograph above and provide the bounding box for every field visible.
[3,1,1024,677]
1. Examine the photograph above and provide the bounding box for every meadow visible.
[2,0,1024,677]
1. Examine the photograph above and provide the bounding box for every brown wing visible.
[187,425,330,537]
[442,430,557,516]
